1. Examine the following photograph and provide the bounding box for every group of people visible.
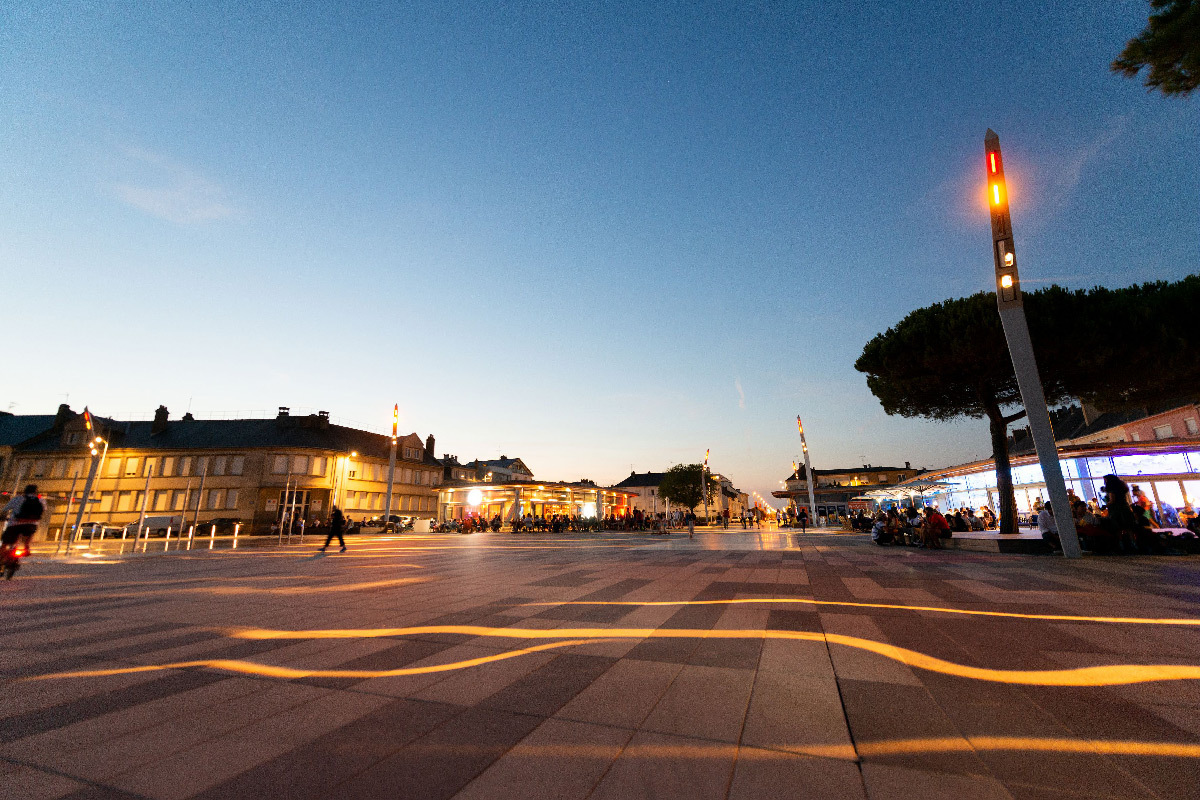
[865,472,1199,555]
[1038,474,1199,554]
[869,506,959,549]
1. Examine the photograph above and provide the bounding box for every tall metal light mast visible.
[985,129,1080,558]
[796,416,817,518]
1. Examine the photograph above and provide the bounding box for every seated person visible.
[1038,502,1061,551]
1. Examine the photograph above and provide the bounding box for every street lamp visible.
[68,431,108,553]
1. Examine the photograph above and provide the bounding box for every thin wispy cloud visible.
[113,148,236,223]
[735,378,746,410]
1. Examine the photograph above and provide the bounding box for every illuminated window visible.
[161,457,175,477]
[105,458,122,478]
[154,491,169,512]
[173,490,187,511]
[143,458,156,477]
[124,458,139,476]
[310,456,324,476]
[1187,418,1199,435]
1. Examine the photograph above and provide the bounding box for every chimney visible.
[182,412,195,421]
[277,406,290,418]
[318,410,329,420]
[152,405,169,435]
[54,403,73,428]
[425,434,435,456]
[500,455,507,460]
[905,461,911,470]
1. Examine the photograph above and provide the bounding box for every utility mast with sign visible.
[985,129,1081,558]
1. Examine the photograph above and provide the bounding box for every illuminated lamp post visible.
[69,408,106,554]
[985,129,1080,558]
[384,404,398,531]
[796,416,817,519]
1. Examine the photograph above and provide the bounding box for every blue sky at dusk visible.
[4,1,1196,502]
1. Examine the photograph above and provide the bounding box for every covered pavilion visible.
[437,480,637,522]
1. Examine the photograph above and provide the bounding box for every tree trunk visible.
[981,393,1022,536]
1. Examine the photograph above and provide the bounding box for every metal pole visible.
[191,461,208,532]
[56,472,79,556]
[985,129,1081,558]
[385,405,398,530]
[209,523,216,549]
[136,465,152,543]
[233,522,240,548]
[70,441,105,554]
[797,416,817,523]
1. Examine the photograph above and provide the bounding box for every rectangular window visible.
[116,491,133,512]
[179,456,193,477]
[124,457,139,476]
[273,455,288,474]
[1187,418,1199,435]
[293,455,309,474]
[212,455,227,476]
[403,468,413,484]
[65,431,81,445]
[154,491,170,512]
[49,460,66,478]
[1132,432,1142,442]
[197,456,210,476]
[230,455,245,475]
[98,492,114,512]
[226,489,239,509]
[161,456,174,477]
[105,458,122,477]
[374,493,383,510]
[140,457,154,477]
[206,489,222,510]
[1154,424,1174,440]
[173,490,187,511]
[311,456,325,476]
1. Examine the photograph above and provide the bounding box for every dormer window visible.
[64,432,81,445]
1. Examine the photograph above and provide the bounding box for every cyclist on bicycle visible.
[2,484,43,556]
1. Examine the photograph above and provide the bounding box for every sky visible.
[3,1,1197,505]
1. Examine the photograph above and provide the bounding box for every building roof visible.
[612,471,666,488]
[0,413,58,447]
[13,410,439,464]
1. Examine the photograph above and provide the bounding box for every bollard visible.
[209,524,216,549]
[164,525,171,551]
[90,522,97,543]
[187,524,195,549]
[121,526,128,541]
[233,523,240,549]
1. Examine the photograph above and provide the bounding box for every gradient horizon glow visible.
[3,2,1196,504]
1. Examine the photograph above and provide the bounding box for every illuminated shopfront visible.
[874,442,1200,513]
[437,481,636,521]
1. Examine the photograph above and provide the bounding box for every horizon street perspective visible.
[4,1,1200,798]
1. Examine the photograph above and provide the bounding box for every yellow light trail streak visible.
[359,737,1200,762]
[4,577,427,605]
[519,598,1200,627]
[23,639,604,682]
[214,625,1200,687]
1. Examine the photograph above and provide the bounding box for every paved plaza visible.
[3,529,1200,800]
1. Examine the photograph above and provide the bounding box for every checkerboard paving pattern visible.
[4,530,1200,799]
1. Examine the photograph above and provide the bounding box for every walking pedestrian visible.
[319,506,347,553]
[798,507,808,533]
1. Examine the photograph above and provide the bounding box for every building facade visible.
[773,462,920,518]
[1,405,443,539]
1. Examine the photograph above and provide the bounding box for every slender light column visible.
[797,416,817,518]
[384,405,398,530]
